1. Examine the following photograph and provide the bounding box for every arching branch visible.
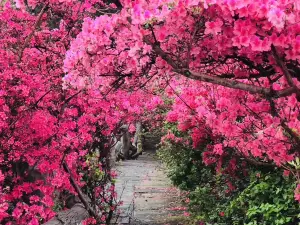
[145,38,298,98]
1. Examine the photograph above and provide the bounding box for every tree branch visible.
[62,161,100,221]
[188,70,295,98]
[146,39,296,98]
[60,90,83,114]
[281,122,300,143]
[242,156,275,168]
[271,45,300,99]
[18,4,48,62]
[272,45,295,87]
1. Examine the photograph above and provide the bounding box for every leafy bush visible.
[158,123,300,225]
[225,171,300,225]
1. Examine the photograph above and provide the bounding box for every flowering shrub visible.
[0,1,128,224]
[158,123,300,225]
[1,0,300,224]
[63,0,300,199]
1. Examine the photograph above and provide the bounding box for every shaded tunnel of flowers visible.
[1,0,300,224]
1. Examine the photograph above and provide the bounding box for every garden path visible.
[113,152,186,225]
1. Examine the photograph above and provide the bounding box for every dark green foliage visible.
[225,172,300,225]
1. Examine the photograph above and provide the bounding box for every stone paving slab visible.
[112,153,185,225]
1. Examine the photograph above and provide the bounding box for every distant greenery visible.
[158,122,300,225]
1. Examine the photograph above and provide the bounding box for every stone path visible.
[112,152,186,225]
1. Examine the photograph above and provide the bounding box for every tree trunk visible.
[109,136,118,168]
[132,122,142,148]
[110,134,125,167]
[131,122,143,159]
[120,124,130,159]
[110,123,143,163]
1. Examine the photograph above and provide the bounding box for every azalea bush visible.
[63,0,300,186]
[1,0,300,224]
[158,124,246,224]
[0,1,131,224]
[158,123,300,225]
